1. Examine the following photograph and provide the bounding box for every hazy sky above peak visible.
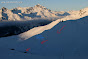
[0,0,88,11]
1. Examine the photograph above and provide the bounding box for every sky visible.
[0,0,88,11]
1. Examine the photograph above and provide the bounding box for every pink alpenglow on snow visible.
[41,40,48,44]
[57,25,66,34]
[26,48,31,51]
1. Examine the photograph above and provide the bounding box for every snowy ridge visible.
[18,18,61,40]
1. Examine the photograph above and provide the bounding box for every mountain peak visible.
[35,4,42,6]
[1,7,7,12]
[34,4,45,8]
[2,7,7,9]
[82,7,88,11]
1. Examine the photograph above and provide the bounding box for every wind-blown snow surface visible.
[0,16,88,59]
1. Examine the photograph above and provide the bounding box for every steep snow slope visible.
[0,16,88,59]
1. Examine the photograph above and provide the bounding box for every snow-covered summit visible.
[34,4,46,8]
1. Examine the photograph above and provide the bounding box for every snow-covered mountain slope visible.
[17,12,88,40]
[66,7,88,20]
[68,7,88,16]
[1,6,88,37]
[0,16,88,59]
[0,7,21,21]
[18,18,61,40]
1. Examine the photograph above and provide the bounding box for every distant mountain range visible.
[0,4,72,21]
[0,4,88,21]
